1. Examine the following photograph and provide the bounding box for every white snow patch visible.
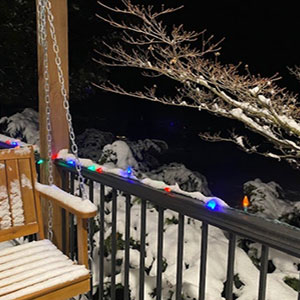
[21,174,32,189]
[258,94,271,105]
[10,180,24,226]
[0,185,11,229]
[249,86,260,95]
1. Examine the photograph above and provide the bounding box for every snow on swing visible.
[0,185,12,229]
[9,180,25,227]
[35,183,97,214]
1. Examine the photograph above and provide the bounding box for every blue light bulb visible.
[205,199,217,211]
[67,159,76,166]
[11,141,18,147]
[126,166,132,175]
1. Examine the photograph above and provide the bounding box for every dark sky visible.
[159,1,300,90]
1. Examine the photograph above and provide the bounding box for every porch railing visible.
[54,159,300,300]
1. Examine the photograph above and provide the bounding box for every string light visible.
[243,195,250,212]
[164,187,171,193]
[5,140,19,147]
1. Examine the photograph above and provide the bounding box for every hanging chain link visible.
[44,0,87,201]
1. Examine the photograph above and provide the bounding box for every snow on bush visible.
[77,128,115,162]
[99,140,139,171]
[0,108,39,146]
[99,138,168,173]
[126,139,168,172]
[243,178,293,219]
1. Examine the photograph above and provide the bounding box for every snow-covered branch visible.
[95,1,300,167]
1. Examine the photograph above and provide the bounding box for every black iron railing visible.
[54,159,300,300]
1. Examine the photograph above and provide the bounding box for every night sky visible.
[88,1,300,206]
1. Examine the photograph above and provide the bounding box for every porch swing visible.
[0,0,97,299]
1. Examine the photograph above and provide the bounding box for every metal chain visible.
[37,0,53,241]
[45,0,87,200]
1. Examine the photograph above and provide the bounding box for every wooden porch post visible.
[36,0,69,250]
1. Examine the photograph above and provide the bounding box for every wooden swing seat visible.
[0,146,97,300]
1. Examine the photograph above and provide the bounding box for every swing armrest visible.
[36,182,96,268]
[35,182,97,219]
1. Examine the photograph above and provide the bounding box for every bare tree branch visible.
[94,1,300,168]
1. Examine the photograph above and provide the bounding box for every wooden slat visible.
[18,159,37,225]
[17,277,90,300]
[0,223,39,242]
[29,150,45,240]
[0,147,32,160]
[5,159,24,227]
[77,218,89,268]
[0,160,12,229]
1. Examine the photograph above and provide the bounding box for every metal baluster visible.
[225,233,236,300]
[156,207,164,300]
[199,222,208,300]
[124,194,131,300]
[98,184,105,300]
[88,180,94,299]
[88,180,95,256]
[258,245,269,300]
[111,188,117,300]
[176,214,184,300]
[61,171,67,254]
[139,199,147,300]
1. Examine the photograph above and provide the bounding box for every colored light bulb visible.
[96,167,103,173]
[164,187,171,193]
[37,159,44,165]
[243,195,250,212]
[11,141,19,147]
[67,159,76,166]
[88,165,96,171]
[205,199,217,211]
[51,153,58,160]
[126,166,132,175]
